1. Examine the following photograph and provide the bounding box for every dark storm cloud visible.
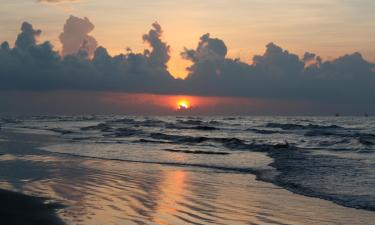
[0,17,374,109]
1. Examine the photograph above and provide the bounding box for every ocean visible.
[1,115,374,213]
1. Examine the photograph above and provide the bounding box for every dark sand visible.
[0,189,64,225]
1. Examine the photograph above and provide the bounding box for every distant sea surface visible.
[1,116,375,211]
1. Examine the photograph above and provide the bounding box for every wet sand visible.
[0,189,64,225]
[0,131,375,224]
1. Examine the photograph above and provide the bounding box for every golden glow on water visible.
[152,170,187,223]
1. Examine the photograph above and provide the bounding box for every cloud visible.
[302,52,316,62]
[0,18,176,94]
[181,37,375,105]
[0,17,374,113]
[142,22,170,69]
[59,15,98,57]
[182,33,228,64]
[15,22,42,50]
[252,42,305,78]
[181,33,230,87]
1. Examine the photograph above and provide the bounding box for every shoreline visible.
[0,130,375,224]
[41,138,375,212]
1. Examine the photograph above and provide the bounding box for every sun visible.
[176,100,191,110]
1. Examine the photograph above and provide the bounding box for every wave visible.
[304,130,338,137]
[306,130,375,146]
[177,119,203,125]
[135,119,167,127]
[1,118,22,124]
[80,118,225,133]
[81,123,113,132]
[109,127,144,137]
[148,132,289,152]
[135,139,174,144]
[48,128,74,135]
[208,120,222,125]
[223,117,237,121]
[317,139,351,147]
[188,125,219,131]
[358,136,375,146]
[108,118,167,128]
[265,122,343,130]
[108,117,137,124]
[166,124,219,131]
[163,149,230,155]
[57,115,98,122]
[150,133,211,144]
[246,128,281,134]
[267,147,375,211]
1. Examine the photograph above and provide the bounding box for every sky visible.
[1,0,375,77]
[0,0,374,115]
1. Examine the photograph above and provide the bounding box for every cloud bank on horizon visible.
[0,16,374,106]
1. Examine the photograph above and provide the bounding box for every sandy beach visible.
[0,130,374,225]
[0,189,64,225]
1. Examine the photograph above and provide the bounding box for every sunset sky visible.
[1,0,375,77]
[0,0,374,115]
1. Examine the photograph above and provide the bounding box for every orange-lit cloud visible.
[59,15,97,57]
